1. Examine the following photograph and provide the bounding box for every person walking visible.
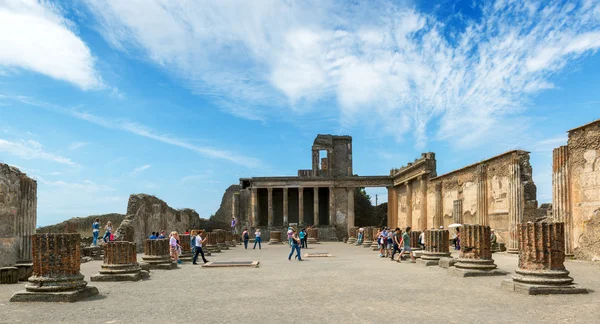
[288,229,303,261]
[102,221,113,243]
[385,228,393,258]
[400,227,416,263]
[357,227,364,245]
[242,228,250,249]
[299,228,306,248]
[92,218,100,246]
[253,228,262,249]
[287,227,293,246]
[455,227,461,250]
[190,230,197,255]
[192,230,208,264]
[418,230,425,250]
[391,228,403,262]
[169,231,181,264]
[378,227,387,257]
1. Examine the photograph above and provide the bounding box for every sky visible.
[1,0,599,227]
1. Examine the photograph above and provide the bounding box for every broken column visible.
[307,228,319,244]
[141,239,176,270]
[418,230,450,266]
[370,228,380,250]
[91,241,143,281]
[10,234,99,302]
[178,234,193,262]
[0,267,19,284]
[206,232,221,253]
[448,225,504,277]
[502,222,587,295]
[347,227,358,244]
[215,229,229,250]
[225,231,236,247]
[362,227,373,248]
[410,231,422,250]
[269,231,283,245]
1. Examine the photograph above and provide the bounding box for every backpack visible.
[243,232,249,240]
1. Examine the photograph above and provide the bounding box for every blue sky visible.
[1,0,599,226]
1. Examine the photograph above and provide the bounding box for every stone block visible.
[91,272,141,282]
[417,259,439,267]
[501,279,588,295]
[15,262,33,281]
[448,267,507,277]
[438,257,456,269]
[10,286,99,302]
[0,267,19,284]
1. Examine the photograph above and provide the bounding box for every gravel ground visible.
[1,242,599,324]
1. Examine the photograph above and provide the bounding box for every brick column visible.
[419,230,450,266]
[268,231,283,244]
[283,188,289,226]
[267,188,274,227]
[410,231,422,249]
[502,222,587,295]
[10,234,99,302]
[92,241,142,281]
[370,227,380,250]
[215,229,228,250]
[362,227,374,248]
[314,187,319,226]
[347,227,358,244]
[206,232,221,253]
[178,234,193,261]
[307,228,319,244]
[142,239,176,269]
[450,225,503,277]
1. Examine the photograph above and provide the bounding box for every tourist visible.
[158,230,166,239]
[231,217,236,234]
[390,228,403,261]
[190,230,197,255]
[357,227,364,245]
[149,232,158,240]
[375,228,382,251]
[418,230,425,250]
[92,218,100,246]
[299,228,306,248]
[287,227,293,246]
[288,229,303,261]
[192,230,208,264]
[378,227,387,257]
[455,227,461,250]
[185,230,189,235]
[253,228,262,249]
[400,227,416,263]
[304,226,310,249]
[169,231,182,264]
[386,228,393,258]
[242,228,250,249]
[102,221,113,243]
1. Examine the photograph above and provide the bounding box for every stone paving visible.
[0,243,599,323]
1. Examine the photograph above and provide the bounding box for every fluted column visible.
[283,188,289,225]
[267,188,274,227]
[299,187,304,225]
[370,227,380,250]
[215,229,228,250]
[434,182,443,228]
[508,158,523,253]
[251,188,257,227]
[406,182,412,228]
[410,231,422,249]
[419,176,427,231]
[16,175,37,263]
[347,227,358,244]
[362,227,373,248]
[419,230,450,265]
[225,231,236,247]
[314,187,319,226]
[92,241,142,281]
[329,187,335,226]
[142,239,175,269]
[552,146,573,255]
[449,225,504,277]
[206,232,220,253]
[476,164,489,226]
[347,188,355,229]
[387,187,395,228]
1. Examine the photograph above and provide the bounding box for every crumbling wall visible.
[575,208,600,261]
[117,194,201,252]
[0,163,37,267]
[213,184,242,223]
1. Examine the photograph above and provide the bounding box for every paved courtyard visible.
[1,242,599,324]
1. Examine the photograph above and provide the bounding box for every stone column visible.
[434,182,443,228]
[283,188,289,226]
[507,158,523,254]
[206,232,221,253]
[10,234,98,302]
[225,231,236,247]
[501,222,587,295]
[307,228,319,244]
[14,175,37,281]
[363,227,374,248]
[406,182,412,228]
[0,267,18,284]
[91,241,142,281]
[329,187,335,226]
[314,187,319,226]
[453,200,463,224]
[387,187,395,228]
[449,225,503,277]
[142,239,176,269]
[370,227,380,250]
[418,230,450,266]
[312,149,319,176]
[267,188,274,227]
[347,227,358,244]
[299,187,304,226]
[251,188,258,227]
[177,234,193,261]
[268,231,283,244]
[419,176,428,231]
[347,188,355,229]
[552,146,573,255]
[215,229,228,250]
[476,164,489,226]
[410,231,422,250]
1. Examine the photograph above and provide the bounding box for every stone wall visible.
[116,194,202,252]
[213,184,241,223]
[0,163,37,267]
[37,213,125,237]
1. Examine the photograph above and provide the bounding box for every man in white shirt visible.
[192,231,209,264]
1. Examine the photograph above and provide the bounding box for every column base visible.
[370,243,379,251]
[362,240,373,248]
[418,252,451,266]
[449,267,507,277]
[206,246,221,253]
[501,279,588,295]
[217,243,229,250]
[417,259,441,267]
[268,240,283,245]
[347,238,357,244]
[438,257,456,269]
[506,248,519,254]
[10,286,99,302]
[0,267,19,284]
[354,241,363,246]
[15,262,33,281]
[455,258,498,271]
[91,272,141,282]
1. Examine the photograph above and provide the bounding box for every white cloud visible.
[85,0,600,148]
[180,174,220,184]
[0,0,102,89]
[68,142,88,150]
[0,138,76,166]
[130,164,151,176]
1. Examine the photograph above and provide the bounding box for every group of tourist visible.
[374,226,417,263]
[287,227,310,248]
[148,231,166,240]
[91,219,114,246]
[241,227,263,249]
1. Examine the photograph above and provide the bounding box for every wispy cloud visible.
[0,0,102,89]
[130,164,151,176]
[68,141,88,150]
[37,177,113,192]
[0,138,76,166]
[531,136,568,152]
[86,0,600,149]
[180,174,220,184]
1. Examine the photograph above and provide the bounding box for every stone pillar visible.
[363,227,374,248]
[142,239,176,269]
[419,176,427,231]
[387,187,395,228]
[452,200,463,224]
[268,231,283,244]
[283,188,289,226]
[225,231,236,247]
[370,227,380,250]
[552,146,573,255]
[267,188,274,227]
[215,229,229,250]
[410,231,422,249]
[299,187,304,226]
[501,222,587,295]
[314,187,319,226]
[14,175,37,281]
[329,187,335,226]
[434,182,443,228]
[178,234,193,261]
[406,182,412,228]
[449,225,503,277]
[347,227,358,244]
[347,188,355,229]
[312,149,319,176]
[10,234,99,302]
[0,267,19,284]
[307,228,319,244]
[418,230,450,266]
[507,158,523,254]
[91,241,142,281]
[232,192,239,231]
[206,232,221,253]
[251,188,258,227]
[476,164,489,226]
